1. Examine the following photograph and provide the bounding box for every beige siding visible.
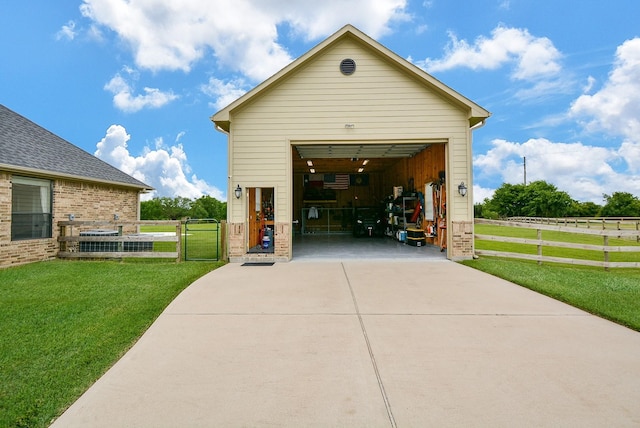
[449,136,473,221]
[229,38,471,224]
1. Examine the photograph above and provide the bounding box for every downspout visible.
[468,117,487,259]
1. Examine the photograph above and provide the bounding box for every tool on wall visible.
[430,171,447,251]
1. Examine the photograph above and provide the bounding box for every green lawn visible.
[0,259,222,428]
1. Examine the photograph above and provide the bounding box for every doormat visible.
[241,262,275,266]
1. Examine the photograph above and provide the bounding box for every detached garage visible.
[212,25,490,262]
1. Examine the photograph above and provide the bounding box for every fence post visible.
[220,221,228,262]
[537,228,542,266]
[59,224,67,252]
[603,235,609,271]
[176,222,182,263]
[117,225,124,252]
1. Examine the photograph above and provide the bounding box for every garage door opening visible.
[291,142,448,259]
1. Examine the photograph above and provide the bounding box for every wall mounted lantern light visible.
[458,182,468,197]
[234,184,242,199]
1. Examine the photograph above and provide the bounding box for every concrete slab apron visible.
[52,261,640,428]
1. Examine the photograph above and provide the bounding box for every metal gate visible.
[184,219,220,261]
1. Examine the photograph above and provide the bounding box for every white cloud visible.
[582,75,596,93]
[513,78,573,102]
[415,24,428,35]
[619,140,640,174]
[473,38,640,204]
[417,25,562,81]
[104,71,178,113]
[94,124,225,201]
[473,185,495,204]
[56,20,77,40]
[570,38,640,145]
[201,77,249,110]
[79,0,408,81]
[473,138,640,203]
[87,24,105,42]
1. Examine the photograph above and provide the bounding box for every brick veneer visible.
[227,221,291,262]
[0,173,141,268]
[449,220,474,260]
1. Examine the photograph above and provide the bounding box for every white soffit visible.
[295,143,430,159]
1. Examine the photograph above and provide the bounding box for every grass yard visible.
[0,259,223,428]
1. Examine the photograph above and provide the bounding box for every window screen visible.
[11,176,53,240]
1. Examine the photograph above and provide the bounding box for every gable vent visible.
[340,58,356,75]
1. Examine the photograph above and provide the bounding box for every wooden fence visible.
[508,216,640,233]
[58,220,181,262]
[475,218,640,269]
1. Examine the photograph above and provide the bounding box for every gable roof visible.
[0,104,152,190]
[212,24,490,131]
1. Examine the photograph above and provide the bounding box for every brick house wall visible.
[0,172,141,268]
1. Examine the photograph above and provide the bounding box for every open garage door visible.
[291,141,448,259]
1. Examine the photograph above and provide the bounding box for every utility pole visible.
[523,156,527,186]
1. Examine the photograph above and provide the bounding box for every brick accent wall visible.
[0,173,141,268]
[227,221,291,262]
[227,222,245,261]
[273,222,290,259]
[449,220,474,260]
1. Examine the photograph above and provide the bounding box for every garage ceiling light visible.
[306,160,313,166]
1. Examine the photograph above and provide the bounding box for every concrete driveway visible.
[52,261,640,427]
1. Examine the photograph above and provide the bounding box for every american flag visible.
[323,173,350,190]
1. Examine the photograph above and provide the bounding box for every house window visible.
[11,176,53,240]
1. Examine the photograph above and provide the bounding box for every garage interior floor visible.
[292,233,445,261]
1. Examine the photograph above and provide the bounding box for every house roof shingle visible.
[0,104,152,190]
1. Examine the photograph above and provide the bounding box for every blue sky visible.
[2,1,639,204]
